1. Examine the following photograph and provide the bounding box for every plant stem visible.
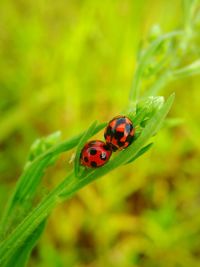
[0,172,75,265]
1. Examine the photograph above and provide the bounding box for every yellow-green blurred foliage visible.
[0,0,200,266]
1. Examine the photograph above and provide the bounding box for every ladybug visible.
[104,115,135,151]
[80,140,112,168]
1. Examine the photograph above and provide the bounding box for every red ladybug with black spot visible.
[104,115,135,151]
[80,140,112,168]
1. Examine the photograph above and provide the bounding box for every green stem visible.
[172,60,200,79]
[0,172,75,265]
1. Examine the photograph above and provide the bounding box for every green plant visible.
[0,1,200,266]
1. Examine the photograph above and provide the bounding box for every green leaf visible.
[125,143,153,165]
[0,155,51,239]
[136,96,164,117]
[25,131,62,170]
[26,131,61,162]
[3,220,46,267]
[143,71,172,97]
[172,60,200,79]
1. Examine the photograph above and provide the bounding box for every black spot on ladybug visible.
[126,135,134,144]
[100,152,107,160]
[91,161,97,167]
[115,131,124,139]
[89,148,97,155]
[106,126,112,136]
[118,140,125,147]
[110,144,118,151]
[84,157,89,162]
[103,144,110,151]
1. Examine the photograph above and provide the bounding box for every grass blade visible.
[125,143,153,164]
[3,220,46,267]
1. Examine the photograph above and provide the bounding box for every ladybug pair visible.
[80,116,135,168]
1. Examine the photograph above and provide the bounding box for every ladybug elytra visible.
[80,140,112,168]
[104,116,135,151]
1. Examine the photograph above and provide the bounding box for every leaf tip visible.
[167,92,175,107]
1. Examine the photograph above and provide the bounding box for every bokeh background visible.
[1,0,200,266]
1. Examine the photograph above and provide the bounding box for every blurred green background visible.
[0,0,200,266]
